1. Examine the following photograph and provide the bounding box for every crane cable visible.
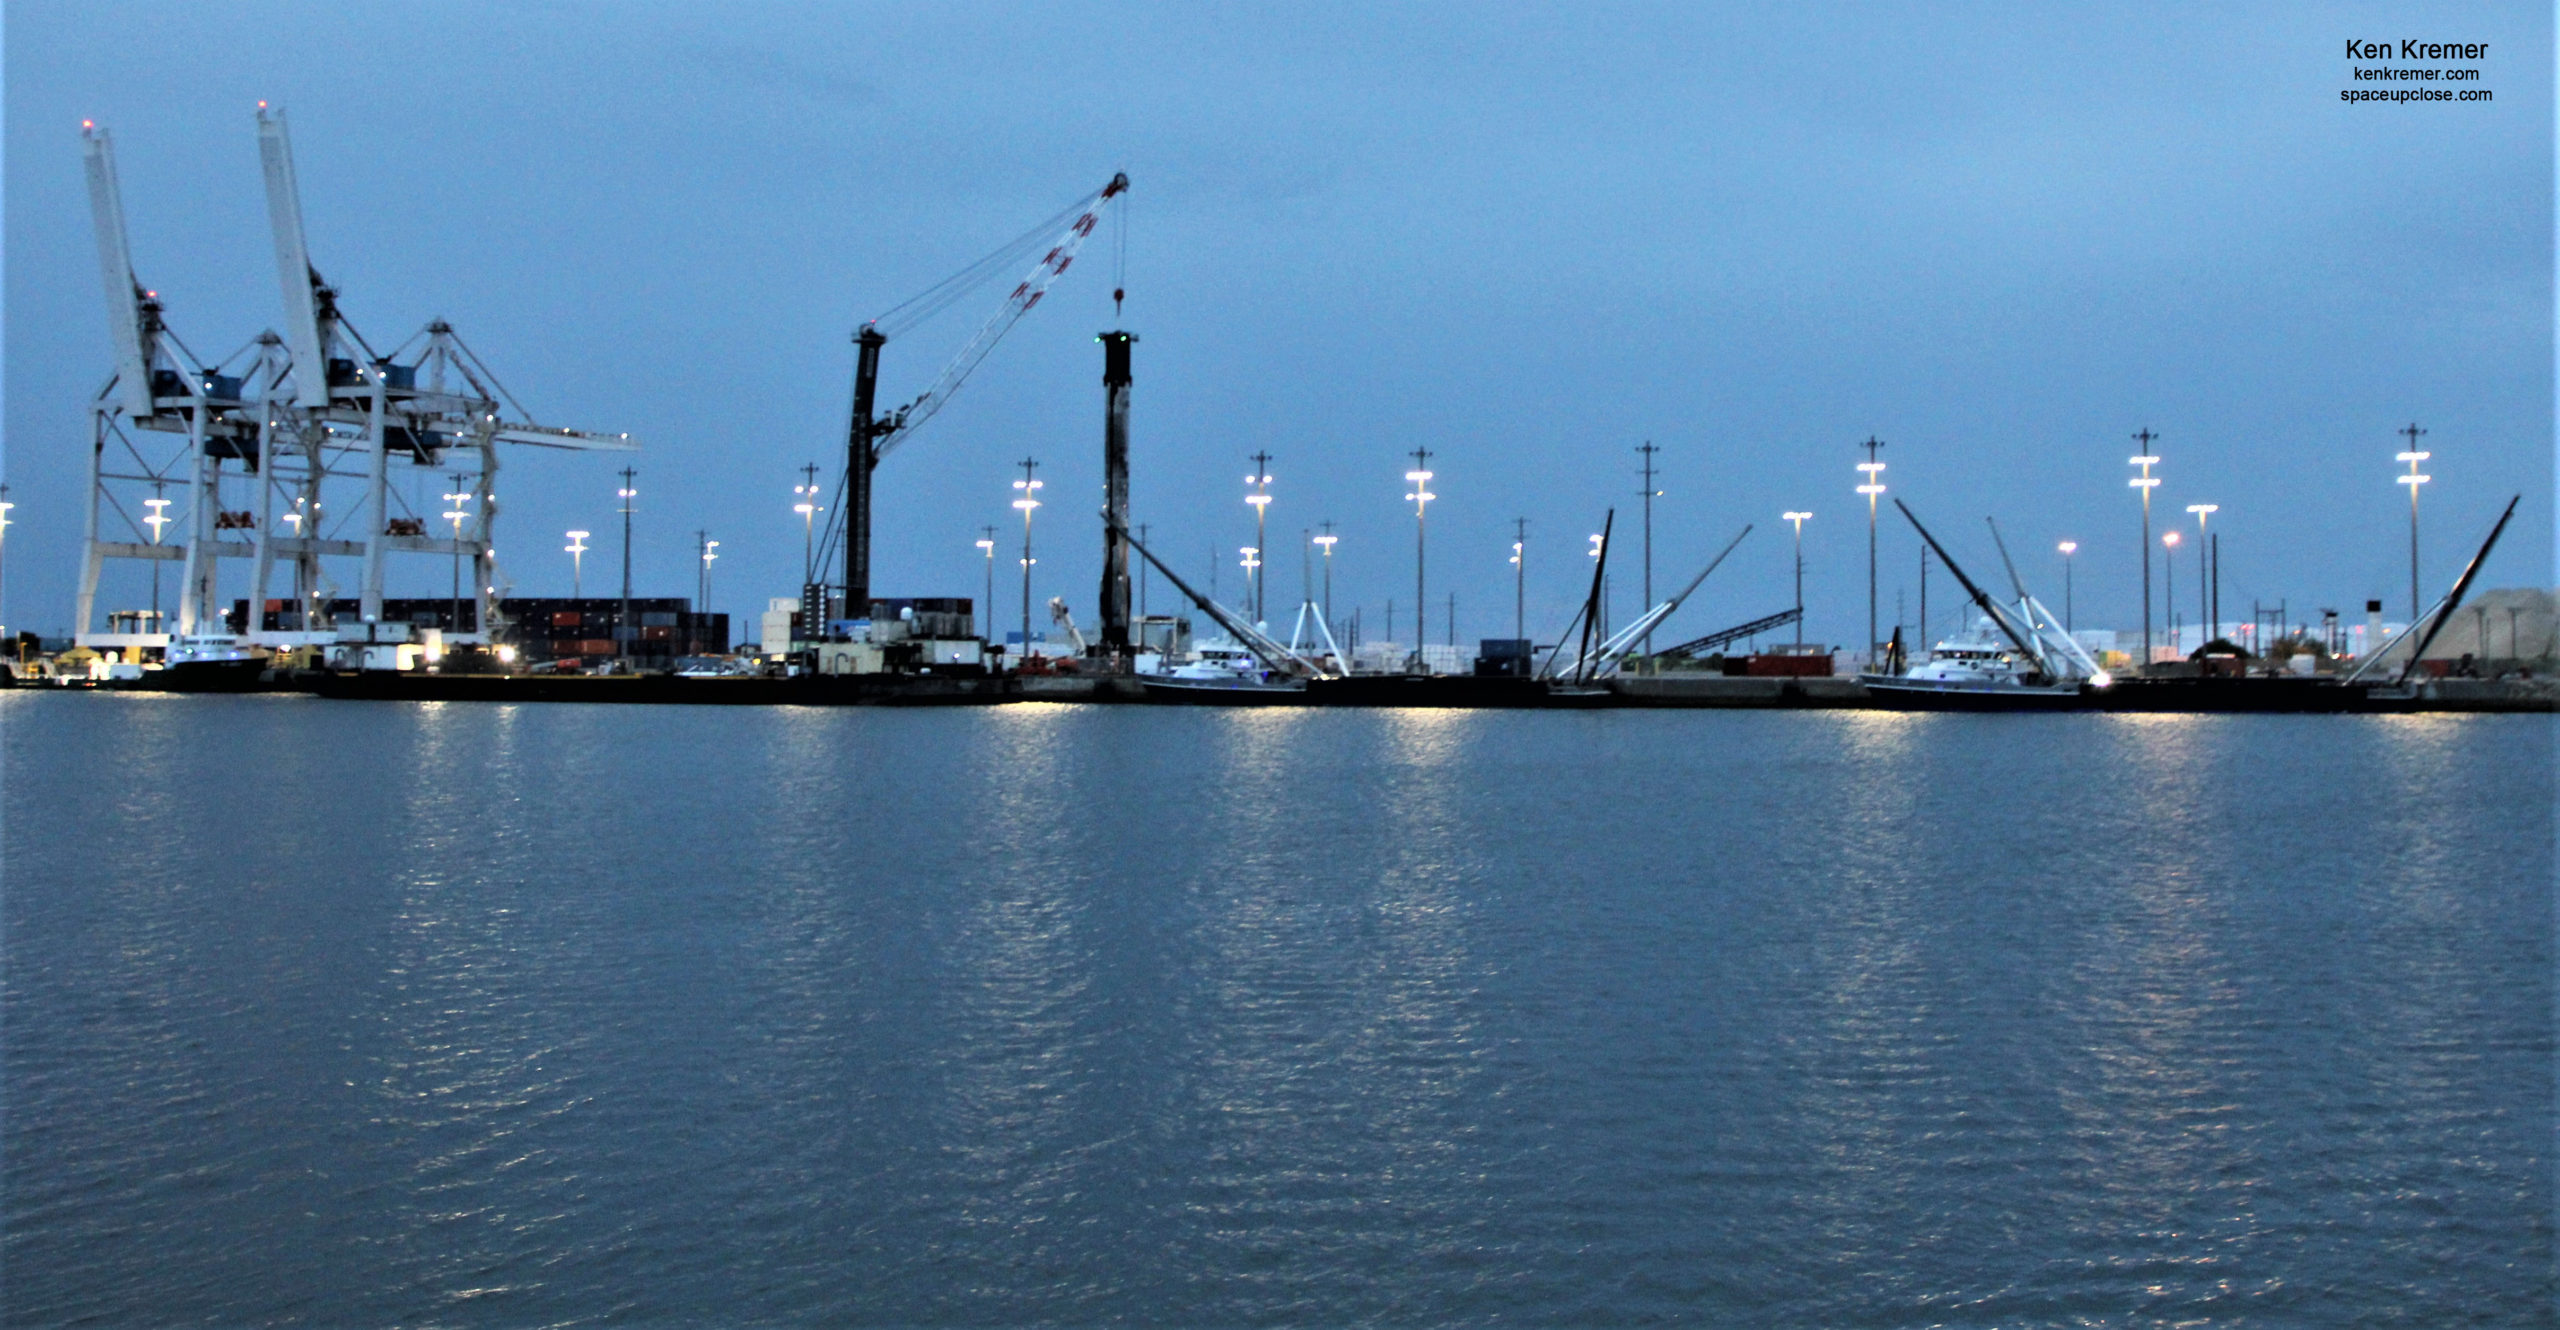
[867,188,1105,339]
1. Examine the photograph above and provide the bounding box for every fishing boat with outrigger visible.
[1859,500,2112,709]
[1113,518,1328,703]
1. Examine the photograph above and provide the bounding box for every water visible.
[5,693,2551,1326]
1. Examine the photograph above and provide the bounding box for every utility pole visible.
[1245,450,1273,622]
[1855,437,1887,661]
[1404,448,1434,672]
[1510,518,1528,641]
[1136,522,1151,618]
[2129,432,2160,667]
[1637,442,1660,664]
[2396,422,2429,619]
[1446,592,1457,649]
[1012,458,1042,658]
[616,467,636,662]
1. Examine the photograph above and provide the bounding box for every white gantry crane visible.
[77,109,640,652]
[74,120,265,649]
[254,104,636,636]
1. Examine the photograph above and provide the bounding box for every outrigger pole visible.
[1893,500,2051,679]
[2341,494,2519,687]
[1104,512,1335,679]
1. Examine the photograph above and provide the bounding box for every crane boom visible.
[872,172,1128,462]
[256,105,337,409]
[80,124,163,417]
[824,172,1128,612]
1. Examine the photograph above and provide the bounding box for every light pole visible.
[1637,442,1660,662]
[444,474,472,635]
[2186,504,2217,639]
[1239,546,1261,611]
[565,530,590,599]
[1245,452,1273,622]
[1315,523,1339,633]
[1784,511,1812,645]
[1405,449,1435,671]
[144,491,172,627]
[976,528,996,642]
[793,463,821,585]
[616,468,637,661]
[697,531,719,615]
[1855,437,1886,660]
[1588,531,1605,639]
[2396,424,2430,618]
[1300,528,1314,624]
[1510,518,1528,641]
[2057,540,2078,633]
[2129,433,2161,665]
[2163,530,2181,654]
[0,485,13,636]
[1012,458,1042,658]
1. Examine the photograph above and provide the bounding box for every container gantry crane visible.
[253,105,636,635]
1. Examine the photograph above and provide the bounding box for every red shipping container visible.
[1745,653,1834,677]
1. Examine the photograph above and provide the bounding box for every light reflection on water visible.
[4,696,2549,1325]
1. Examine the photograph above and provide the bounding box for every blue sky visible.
[6,3,2549,645]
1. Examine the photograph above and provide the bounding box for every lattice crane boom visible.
[872,173,1127,463]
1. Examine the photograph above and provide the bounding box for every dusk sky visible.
[6,3,2549,646]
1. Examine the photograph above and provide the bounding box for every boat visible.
[1135,641,1307,704]
[1860,621,2101,709]
[119,633,271,692]
[1859,503,2111,711]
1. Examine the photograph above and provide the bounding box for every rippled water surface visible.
[5,693,2551,1325]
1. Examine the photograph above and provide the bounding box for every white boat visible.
[1862,621,2096,706]
[1860,506,2112,710]
[1136,640,1306,703]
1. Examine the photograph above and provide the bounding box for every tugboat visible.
[1860,501,2110,710]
